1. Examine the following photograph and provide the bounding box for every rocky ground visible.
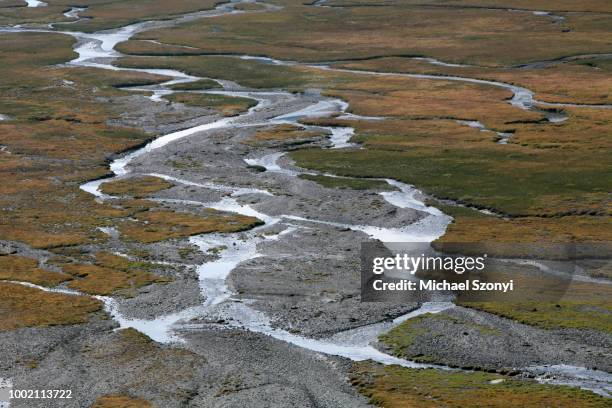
[1,317,369,407]
[0,88,411,407]
[1,1,611,406]
[376,306,611,373]
[1,60,610,407]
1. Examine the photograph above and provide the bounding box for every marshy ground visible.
[0,0,610,406]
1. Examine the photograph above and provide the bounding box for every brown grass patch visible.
[338,56,612,105]
[440,214,612,244]
[129,1,612,66]
[119,208,264,243]
[316,70,540,128]
[0,282,102,331]
[100,176,173,198]
[0,255,71,287]
[91,395,153,408]
[62,253,169,296]
[0,33,172,250]
[245,124,327,145]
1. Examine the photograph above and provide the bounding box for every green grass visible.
[378,316,431,355]
[168,79,221,90]
[350,362,612,408]
[290,146,611,217]
[166,92,257,116]
[578,58,612,72]
[116,55,310,90]
[299,174,395,191]
[460,301,612,333]
[379,313,501,361]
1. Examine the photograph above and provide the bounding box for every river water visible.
[2,0,611,397]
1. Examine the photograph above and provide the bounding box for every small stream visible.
[59,0,458,370]
[25,0,46,8]
[63,7,86,19]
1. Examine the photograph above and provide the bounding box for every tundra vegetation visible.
[243,124,330,147]
[99,176,174,198]
[0,0,610,404]
[166,92,257,116]
[0,32,263,332]
[349,362,612,407]
[0,0,222,31]
[116,55,313,90]
[299,174,395,191]
[126,0,612,65]
[91,394,153,408]
[0,282,102,330]
[113,0,612,400]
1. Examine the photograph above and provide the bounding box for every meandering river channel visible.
[2,0,611,397]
